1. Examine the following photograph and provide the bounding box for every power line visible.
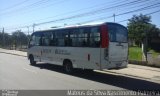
[1,0,29,12]
[33,0,150,24]
[4,7,160,32]
[36,1,160,26]
[20,0,124,25]
[115,0,152,12]
[13,0,66,16]
[3,0,132,27]
[79,2,160,24]
[146,10,160,15]
[6,0,147,27]
[0,0,51,15]
[116,3,160,17]
[3,0,159,31]
[35,0,147,26]
[118,9,160,23]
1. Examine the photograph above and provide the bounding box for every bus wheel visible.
[63,61,73,74]
[29,55,36,65]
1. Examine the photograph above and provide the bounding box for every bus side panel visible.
[38,47,101,70]
[40,47,64,66]
[70,47,101,70]
[28,46,41,62]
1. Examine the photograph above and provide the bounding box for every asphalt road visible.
[0,53,160,91]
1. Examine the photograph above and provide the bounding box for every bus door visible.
[107,23,128,63]
[40,32,53,63]
[29,32,42,62]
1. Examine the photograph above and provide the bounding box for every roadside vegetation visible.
[129,46,142,61]
[0,30,29,50]
[128,14,160,61]
[148,49,160,58]
[129,46,160,61]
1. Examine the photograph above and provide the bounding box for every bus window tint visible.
[33,27,100,47]
[42,32,52,46]
[108,23,127,42]
[69,29,78,47]
[64,32,71,46]
[69,28,89,47]
[30,33,42,46]
[79,28,89,47]
[49,31,55,46]
[116,26,127,42]
[90,27,100,47]
[55,30,69,46]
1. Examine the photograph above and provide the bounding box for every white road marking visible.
[23,68,37,74]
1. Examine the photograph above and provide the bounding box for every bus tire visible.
[29,55,36,65]
[63,60,73,74]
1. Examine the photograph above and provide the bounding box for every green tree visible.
[0,32,11,48]
[12,30,28,49]
[127,14,152,47]
[128,14,160,61]
[147,25,160,51]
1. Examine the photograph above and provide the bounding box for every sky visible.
[0,0,160,34]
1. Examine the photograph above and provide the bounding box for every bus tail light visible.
[101,24,109,48]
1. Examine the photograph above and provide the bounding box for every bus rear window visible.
[107,23,127,42]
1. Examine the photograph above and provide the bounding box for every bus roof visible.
[34,22,122,33]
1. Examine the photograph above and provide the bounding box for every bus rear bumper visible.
[105,60,128,70]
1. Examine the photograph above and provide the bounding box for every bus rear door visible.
[107,23,128,67]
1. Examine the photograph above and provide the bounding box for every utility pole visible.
[2,27,5,48]
[33,23,36,33]
[27,26,30,48]
[145,30,148,63]
[113,14,115,22]
[27,26,29,36]
[20,29,23,49]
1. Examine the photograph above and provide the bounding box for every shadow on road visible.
[31,63,160,90]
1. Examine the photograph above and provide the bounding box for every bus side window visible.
[49,31,58,46]
[82,39,87,46]
[49,32,54,46]
[30,32,42,46]
[42,32,52,46]
[64,36,71,46]
[55,30,69,47]
[90,27,100,47]
[78,28,89,47]
[64,29,71,46]
[69,29,78,47]
[29,35,35,46]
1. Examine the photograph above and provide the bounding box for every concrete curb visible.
[129,60,160,68]
[0,51,27,57]
[103,70,150,80]
[129,60,147,65]
[129,66,160,72]
[96,70,160,84]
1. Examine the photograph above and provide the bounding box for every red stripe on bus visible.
[101,24,109,48]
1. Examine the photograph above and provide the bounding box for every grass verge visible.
[129,47,142,61]
[148,50,160,58]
